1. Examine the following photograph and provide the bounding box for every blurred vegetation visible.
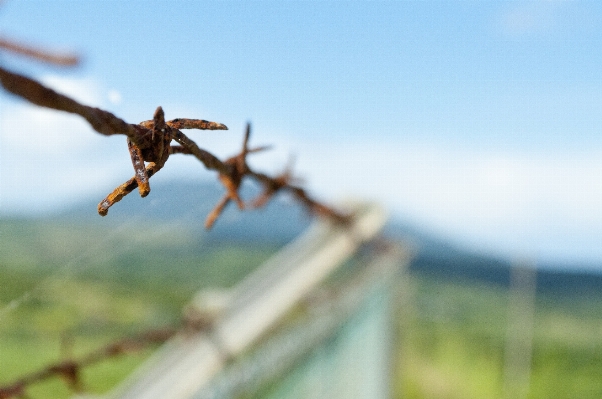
[1,218,601,398]
[0,218,278,397]
[397,275,602,399]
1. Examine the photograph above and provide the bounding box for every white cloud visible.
[40,75,105,106]
[108,89,122,105]
[0,75,130,214]
[496,1,598,38]
[265,135,602,265]
[498,3,556,36]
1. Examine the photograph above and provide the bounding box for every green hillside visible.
[1,189,602,398]
[0,217,279,397]
[397,276,602,399]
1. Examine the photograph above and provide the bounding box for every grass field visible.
[0,219,279,398]
[1,219,602,398]
[397,276,602,399]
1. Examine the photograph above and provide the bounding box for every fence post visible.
[503,260,536,399]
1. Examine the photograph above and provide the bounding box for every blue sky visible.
[1,1,602,268]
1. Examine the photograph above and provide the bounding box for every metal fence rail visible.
[195,244,407,399]
[106,202,389,399]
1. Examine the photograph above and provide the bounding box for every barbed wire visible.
[0,38,350,229]
[0,326,178,399]
[0,31,353,397]
[0,36,79,66]
[0,197,241,397]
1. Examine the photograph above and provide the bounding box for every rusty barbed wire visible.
[0,36,80,66]
[0,33,353,398]
[0,37,350,228]
[0,327,178,399]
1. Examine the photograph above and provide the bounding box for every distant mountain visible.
[24,180,602,296]
[54,180,312,245]
[385,219,602,296]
